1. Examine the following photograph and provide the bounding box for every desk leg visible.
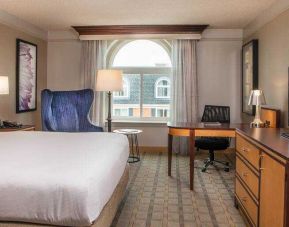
[168,134,173,176]
[189,130,195,190]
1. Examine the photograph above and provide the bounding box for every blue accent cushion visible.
[41,89,103,132]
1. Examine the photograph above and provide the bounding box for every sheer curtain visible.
[171,39,199,155]
[80,40,107,128]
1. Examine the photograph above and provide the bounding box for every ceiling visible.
[0,0,279,31]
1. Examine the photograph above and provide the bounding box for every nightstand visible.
[0,125,35,132]
[113,129,142,163]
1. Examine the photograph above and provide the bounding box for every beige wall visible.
[47,40,81,90]
[47,35,242,146]
[244,9,289,126]
[0,23,47,129]
[197,40,242,123]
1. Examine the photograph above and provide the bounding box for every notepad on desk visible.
[202,122,222,126]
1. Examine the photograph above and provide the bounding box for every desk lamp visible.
[248,89,266,128]
[0,76,9,127]
[96,70,122,132]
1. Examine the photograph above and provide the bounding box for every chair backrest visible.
[41,89,99,132]
[201,105,230,123]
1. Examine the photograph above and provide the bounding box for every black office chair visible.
[195,105,230,172]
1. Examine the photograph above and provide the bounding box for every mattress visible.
[0,132,129,226]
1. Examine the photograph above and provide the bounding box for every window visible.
[151,107,169,117]
[155,77,170,98]
[109,40,172,121]
[114,108,129,117]
[113,78,130,99]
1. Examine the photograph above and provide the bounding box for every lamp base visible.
[250,118,265,128]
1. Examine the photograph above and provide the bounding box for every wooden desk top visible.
[168,122,289,161]
[0,125,35,132]
[237,127,289,161]
[167,122,247,130]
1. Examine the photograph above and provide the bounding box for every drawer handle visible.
[260,168,265,171]
[241,197,247,202]
[242,147,249,152]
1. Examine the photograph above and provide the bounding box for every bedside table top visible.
[0,125,35,132]
[113,129,142,135]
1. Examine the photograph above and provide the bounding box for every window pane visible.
[113,40,171,67]
[113,74,140,118]
[142,74,170,118]
[113,78,129,98]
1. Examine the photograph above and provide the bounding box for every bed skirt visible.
[0,165,129,227]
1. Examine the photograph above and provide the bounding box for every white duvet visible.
[0,131,129,226]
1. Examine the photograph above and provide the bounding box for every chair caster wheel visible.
[224,167,229,172]
[225,162,230,166]
[201,168,206,172]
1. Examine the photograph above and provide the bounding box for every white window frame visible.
[107,39,172,122]
[113,107,129,117]
[155,77,170,99]
[113,78,130,99]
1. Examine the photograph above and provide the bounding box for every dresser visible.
[235,127,289,227]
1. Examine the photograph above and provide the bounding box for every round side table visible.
[113,129,142,163]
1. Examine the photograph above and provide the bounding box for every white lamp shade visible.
[0,76,9,95]
[248,89,266,106]
[96,70,123,92]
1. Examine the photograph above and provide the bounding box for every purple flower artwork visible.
[16,39,37,113]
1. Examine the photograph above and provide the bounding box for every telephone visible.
[2,121,22,128]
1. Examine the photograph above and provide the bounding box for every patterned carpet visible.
[111,152,246,227]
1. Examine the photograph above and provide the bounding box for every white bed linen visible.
[0,131,129,226]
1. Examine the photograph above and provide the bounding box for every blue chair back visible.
[41,89,103,132]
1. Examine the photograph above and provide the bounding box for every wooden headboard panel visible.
[261,107,281,128]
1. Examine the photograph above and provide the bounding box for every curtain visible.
[80,40,107,127]
[171,40,199,155]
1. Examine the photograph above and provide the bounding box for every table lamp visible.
[248,89,266,128]
[96,70,123,132]
[0,76,9,127]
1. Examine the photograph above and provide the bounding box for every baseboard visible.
[138,147,235,154]
[139,146,167,153]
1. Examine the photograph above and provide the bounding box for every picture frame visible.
[242,39,258,115]
[16,39,37,113]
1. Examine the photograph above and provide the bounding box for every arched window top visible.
[112,40,171,67]
[155,77,170,99]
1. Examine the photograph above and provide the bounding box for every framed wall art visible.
[242,39,258,115]
[16,39,37,113]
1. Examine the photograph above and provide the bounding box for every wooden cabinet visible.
[0,125,35,132]
[235,133,287,227]
[259,152,285,227]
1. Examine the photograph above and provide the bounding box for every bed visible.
[0,132,129,227]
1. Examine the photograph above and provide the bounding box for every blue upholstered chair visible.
[41,89,103,132]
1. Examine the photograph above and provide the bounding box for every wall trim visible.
[48,30,79,41]
[48,28,244,42]
[244,0,289,38]
[0,9,47,40]
[201,29,243,41]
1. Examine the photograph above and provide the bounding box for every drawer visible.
[236,135,260,169]
[236,178,258,226]
[236,156,259,199]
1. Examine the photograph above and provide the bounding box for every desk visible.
[167,122,245,190]
[168,123,289,226]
